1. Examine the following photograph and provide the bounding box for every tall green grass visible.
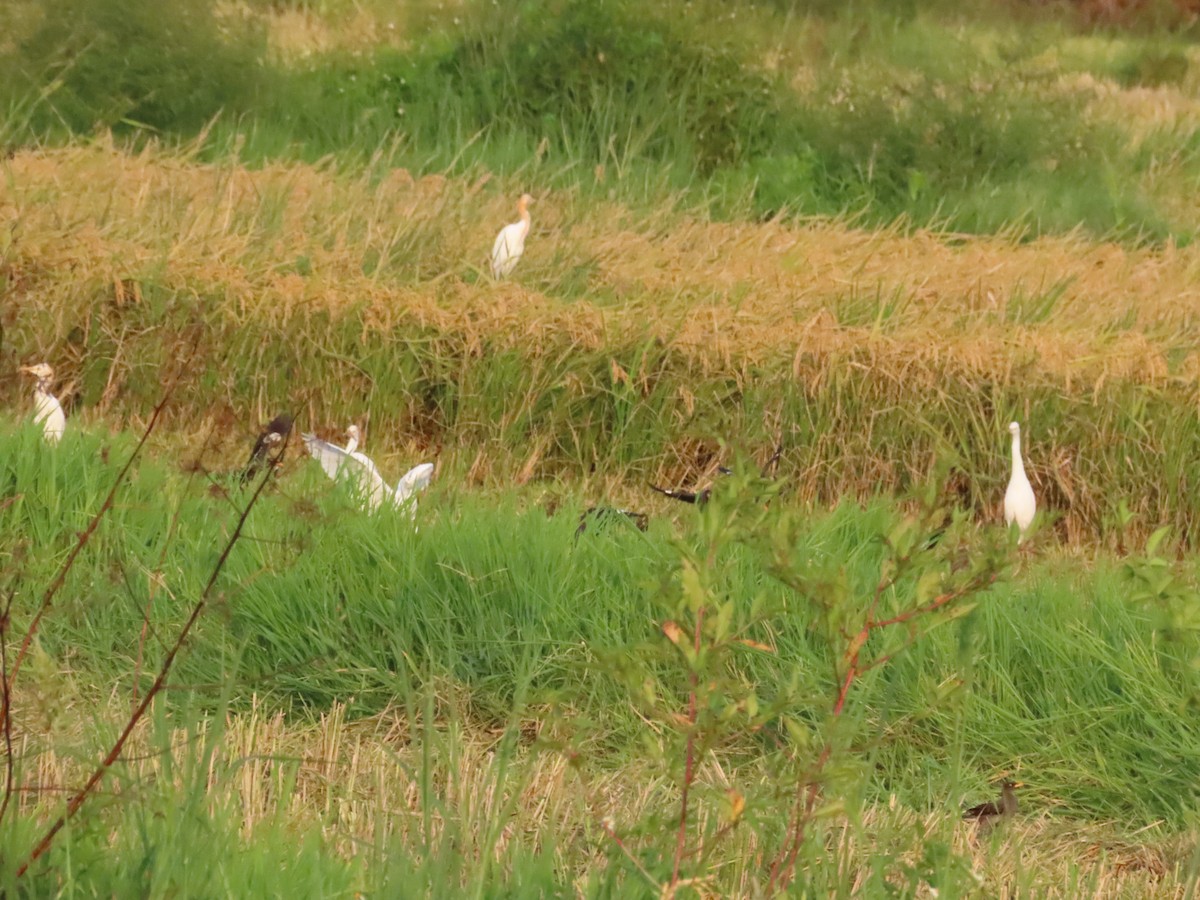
[2,0,1194,240]
[2,423,1199,893]
[3,426,1199,828]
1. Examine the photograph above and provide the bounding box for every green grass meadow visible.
[1,425,1198,894]
[4,0,1200,895]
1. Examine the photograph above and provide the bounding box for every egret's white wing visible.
[390,462,435,521]
[302,433,387,511]
[34,394,65,444]
[393,462,435,506]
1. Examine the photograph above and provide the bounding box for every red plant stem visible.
[671,605,705,889]
[769,573,996,893]
[4,388,175,709]
[0,592,15,829]
[132,448,203,712]
[15,467,271,877]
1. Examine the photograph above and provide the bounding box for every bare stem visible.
[0,590,16,829]
[15,460,274,877]
[4,382,178,717]
[670,605,705,889]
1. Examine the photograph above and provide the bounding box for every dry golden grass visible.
[7,682,1191,896]
[3,143,1198,392]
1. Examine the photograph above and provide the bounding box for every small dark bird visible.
[240,413,293,486]
[649,484,711,505]
[963,780,1021,832]
[576,506,649,537]
[760,443,784,476]
[651,444,785,507]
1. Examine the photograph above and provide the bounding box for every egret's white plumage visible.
[302,432,433,517]
[490,193,533,279]
[1003,421,1036,541]
[344,424,361,456]
[19,363,65,444]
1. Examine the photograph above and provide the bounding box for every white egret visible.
[1003,421,1036,541]
[490,193,533,279]
[344,424,361,455]
[241,413,292,486]
[301,432,434,517]
[19,363,66,444]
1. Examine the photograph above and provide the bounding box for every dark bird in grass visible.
[240,413,293,486]
[651,443,785,507]
[963,780,1022,833]
[576,506,649,537]
[649,484,712,505]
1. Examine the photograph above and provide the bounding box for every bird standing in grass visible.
[302,432,434,517]
[1004,421,1036,542]
[240,413,293,486]
[491,193,533,279]
[19,363,66,444]
[963,780,1022,833]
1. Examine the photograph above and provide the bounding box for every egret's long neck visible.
[518,199,531,228]
[1010,433,1025,477]
[35,379,52,398]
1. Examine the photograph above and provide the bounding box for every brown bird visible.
[963,780,1021,832]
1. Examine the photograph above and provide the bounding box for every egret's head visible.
[1008,421,1020,436]
[20,363,54,383]
[518,193,534,211]
[346,425,361,442]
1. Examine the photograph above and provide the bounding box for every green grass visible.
[1,423,1198,892]
[4,0,1200,892]
[3,0,1198,241]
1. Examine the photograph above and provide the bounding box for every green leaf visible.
[1147,525,1171,557]
[680,559,707,613]
[712,599,735,642]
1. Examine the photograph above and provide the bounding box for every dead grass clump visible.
[6,686,1192,895]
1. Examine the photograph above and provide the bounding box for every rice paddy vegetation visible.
[2,0,1200,895]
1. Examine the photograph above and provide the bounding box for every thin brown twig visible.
[15,444,275,878]
[4,377,181,710]
[670,605,705,890]
[0,589,16,828]
[132,423,216,711]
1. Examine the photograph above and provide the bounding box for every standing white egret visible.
[1004,421,1036,541]
[490,193,533,279]
[19,363,66,444]
[301,432,434,517]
